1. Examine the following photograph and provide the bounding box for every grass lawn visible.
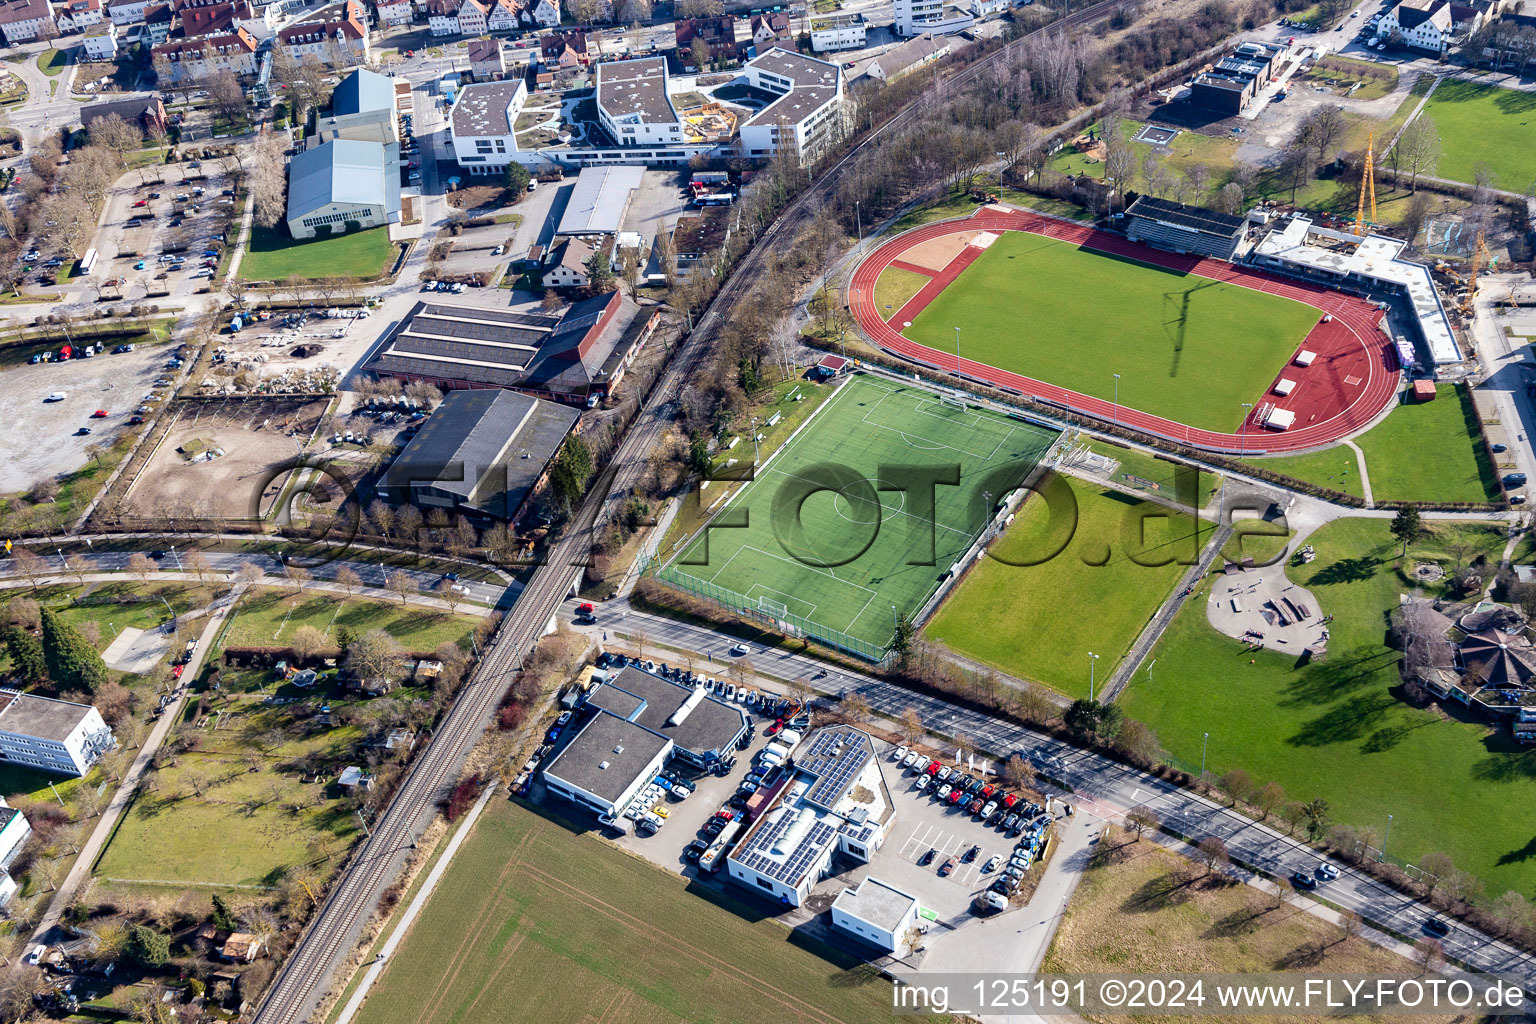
[1244,444,1365,498]
[1045,840,1466,1019]
[1049,119,1240,195]
[660,374,1058,655]
[220,588,479,654]
[1354,383,1500,503]
[1120,516,1536,895]
[904,231,1319,433]
[1302,55,1399,101]
[36,49,66,76]
[238,224,395,283]
[888,187,1091,234]
[1420,79,1536,189]
[0,581,216,677]
[926,482,1212,699]
[350,798,908,1024]
[872,265,929,320]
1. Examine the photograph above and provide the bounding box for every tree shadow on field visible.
[1308,555,1382,587]
[1122,869,1197,914]
[1277,646,1398,710]
[1286,691,1400,749]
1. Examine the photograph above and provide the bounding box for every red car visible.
[1002,793,1018,809]
[132,199,148,208]
[938,856,957,877]
[925,761,942,775]
[172,663,184,679]
[946,789,964,805]
[713,810,734,823]
[128,415,145,424]
[766,719,785,737]
[91,409,108,418]
[978,784,996,801]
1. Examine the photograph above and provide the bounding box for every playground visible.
[658,374,1059,657]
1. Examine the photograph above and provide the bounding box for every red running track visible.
[848,208,1401,455]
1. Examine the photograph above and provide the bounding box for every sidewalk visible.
[29,588,244,946]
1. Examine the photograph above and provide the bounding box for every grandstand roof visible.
[1124,196,1245,237]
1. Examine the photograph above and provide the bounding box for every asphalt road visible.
[577,600,1536,994]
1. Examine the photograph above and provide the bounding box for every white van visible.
[45,392,66,402]
[763,741,792,761]
[27,945,45,966]
[527,179,537,192]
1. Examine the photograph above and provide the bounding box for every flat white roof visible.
[557,165,645,235]
[1265,407,1296,429]
[1273,378,1296,396]
[833,876,918,932]
[1253,216,1461,365]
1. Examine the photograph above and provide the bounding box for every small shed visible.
[1412,379,1437,401]
[813,354,850,379]
[338,766,374,790]
[221,933,264,963]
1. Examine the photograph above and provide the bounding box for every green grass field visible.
[903,232,1320,433]
[1121,517,1536,894]
[927,482,1212,698]
[1355,384,1500,503]
[1242,384,1497,503]
[36,49,66,76]
[1419,79,1536,189]
[661,374,1059,656]
[238,224,395,282]
[873,265,929,320]
[351,798,910,1024]
[220,589,480,653]
[1078,438,1220,509]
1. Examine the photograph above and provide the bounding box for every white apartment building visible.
[892,0,972,36]
[106,0,145,23]
[375,0,410,24]
[737,48,845,164]
[810,12,865,51]
[830,877,921,954]
[56,0,104,33]
[0,691,116,777]
[596,57,683,146]
[449,78,526,172]
[0,0,58,42]
[82,18,117,55]
[0,799,31,871]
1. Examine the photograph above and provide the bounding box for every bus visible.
[78,248,98,276]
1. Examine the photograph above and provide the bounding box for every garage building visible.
[556,165,646,237]
[831,876,921,954]
[285,138,401,240]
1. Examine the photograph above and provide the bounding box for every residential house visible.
[810,12,865,51]
[526,0,555,25]
[426,0,458,33]
[105,0,145,23]
[153,24,257,79]
[543,236,595,289]
[0,692,116,777]
[175,1,251,39]
[1378,0,1481,51]
[374,0,410,24]
[468,36,505,79]
[749,10,788,47]
[0,0,58,42]
[485,0,517,29]
[540,29,588,67]
[83,94,168,135]
[81,19,118,56]
[675,15,745,65]
[456,0,486,33]
[140,0,172,42]
[277,0,369,65]
[55,0,104,33]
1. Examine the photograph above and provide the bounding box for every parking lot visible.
[95,158,238,303]
[0,342,175,492]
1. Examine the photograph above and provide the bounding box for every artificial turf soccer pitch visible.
[897,231,1322,433]
[661,374,1059,654]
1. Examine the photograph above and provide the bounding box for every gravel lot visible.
[0,343,174,492]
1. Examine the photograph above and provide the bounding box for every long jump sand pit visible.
[130,397,330,519]
[900,229,980,271]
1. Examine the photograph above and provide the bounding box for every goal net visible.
[940,395,968,411]
[757,597,789,618]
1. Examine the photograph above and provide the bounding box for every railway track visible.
[252,7,1123,1021]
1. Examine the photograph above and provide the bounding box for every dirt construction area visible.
[127,397,330,518]
[0,342,174,493]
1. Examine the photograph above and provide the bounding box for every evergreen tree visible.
[549,436,595,510]
[40,608,108,693]
[1390,506,1423,557]
[4,627,47,683]
[503,162,530,196]
[210,892,236,932]
[335,626,357,657]
[583,248,616,294]
[125,924,171,967]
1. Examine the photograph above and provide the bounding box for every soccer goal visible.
[940,394,969,412]
[757,596,790,619]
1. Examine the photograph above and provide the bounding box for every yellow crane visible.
[1354,131,1377,236]
[1462,230,1491,315]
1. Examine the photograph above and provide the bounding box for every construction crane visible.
[1354,131,1377,237]
[1462,230,1492,315]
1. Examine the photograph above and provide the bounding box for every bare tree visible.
[1413,937,1443,974]
[333,564,361,600]
[127,551,157,585]
[1125,806,1160,842]
[435,578,463,615]
[1398,115,1442,193]
[87,113,142,167]
[835,691,870,723]
[1002,753,1035,791]
[386,571,417,605]
[234,562,265,588]
[1197,836,1229,876]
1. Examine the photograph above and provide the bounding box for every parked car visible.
[936,784,952,801]
[914,774,930,791]
[938,856,957,877]
[983,854,1001,872]
[919,848,936,866]
[962,844,980,863]
[893,745,908,762]
[1316,862,1340,881]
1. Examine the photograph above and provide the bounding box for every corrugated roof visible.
[1125,195,1245,236]
[286,138,387,221]
[556,166,645,235]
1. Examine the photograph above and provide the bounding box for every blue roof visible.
[330,68,394,117]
